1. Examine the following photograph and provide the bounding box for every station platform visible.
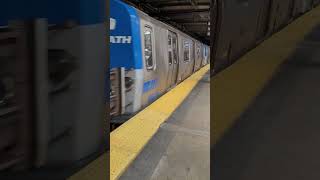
[109,65,209,180]
[120,71,210,180]
[213,4,320,180]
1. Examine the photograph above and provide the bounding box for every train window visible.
[144,26,154,70]
[183,41,190,62]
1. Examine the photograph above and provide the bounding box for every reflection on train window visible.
[184,41,190,62]
[144,26,154,70]
[197,47,201,59]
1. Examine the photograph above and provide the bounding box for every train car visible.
[212,0,320,73]
[110,0,210,120]
[0,0,106,173]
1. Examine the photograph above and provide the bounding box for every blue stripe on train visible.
[143,79,158,93]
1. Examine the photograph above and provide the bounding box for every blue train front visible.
[0,0,106,173]
[110,0,145,118]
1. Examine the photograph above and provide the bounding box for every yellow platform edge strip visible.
[212,5,320,144]
[110,65,209,180]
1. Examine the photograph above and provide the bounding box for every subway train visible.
[212,0,320,73]
[110,0,210,120]
[0,0,106,175]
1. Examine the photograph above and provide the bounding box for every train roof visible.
[0,0,106,26]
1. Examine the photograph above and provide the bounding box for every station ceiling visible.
[124,0,211,45]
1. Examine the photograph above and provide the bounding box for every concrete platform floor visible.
[120,73,210,180]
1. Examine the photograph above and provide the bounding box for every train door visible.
[140,20,158,106]
[192,42,197,72]
[203,46,208,65]
[200,44,205,67]
[181,39,192,80]
[195,43,201,71]
[166,32,174,88]
[201,45,207,67]
[191,40,196,73]
[167,31,179,88]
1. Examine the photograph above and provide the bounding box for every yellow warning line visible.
[212,6,320,144]
[110,65,209,180]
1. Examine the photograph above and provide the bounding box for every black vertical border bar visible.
[210,0,222,75]
[210,1,214,70]
[210,0,222,179]
[210,1,214,179]
[106,0,110,179]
